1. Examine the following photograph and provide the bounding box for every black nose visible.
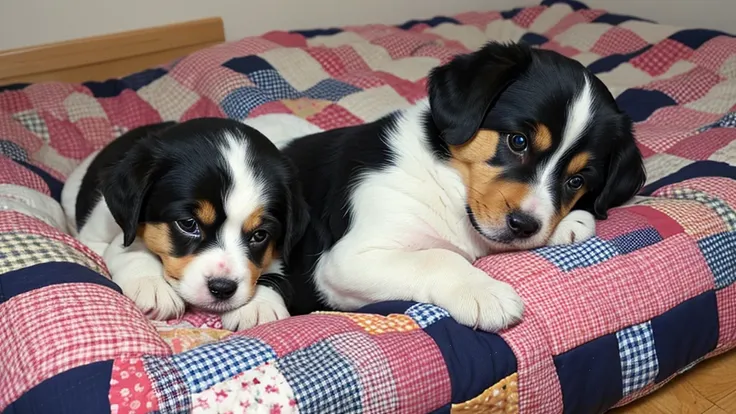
[506,212,540,238]
[207,278,238,300]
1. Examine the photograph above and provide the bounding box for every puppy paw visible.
[118,275,185,320]
[433,274,524,332]
[547,210,596,246]
[221,287,290,331]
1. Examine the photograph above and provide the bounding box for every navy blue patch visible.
[540,0,589,10]
[223,55,275,75]
[0,262,121,304]
[121,68,168,90]
[587,45,652,74]
[398,16,460,31]
[593,13,652,26]
[5,360,113,414]
[641,161,736,196]
[669,28,732,49]
[83,79,127,98]
[12,158,64,201]
[554,333,622,414]
[610,227,663,255]
[221,86,270,119]
[520,32,550,46]
[0,140,28,161]
[303,79,362,101]
[501,7,524,20]
[290,27,343,38]
[652,291,719,382]
[0,82,30,92]
[616,89,677,123]
[423,316,517,403]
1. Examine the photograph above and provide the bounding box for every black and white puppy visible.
[61,118,309,330]
[283,42,646,331]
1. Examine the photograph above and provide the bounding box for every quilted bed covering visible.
[1,0,735,412]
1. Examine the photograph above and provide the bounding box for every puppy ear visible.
[427,41,531,145]
[586,119,646,220]
[280,162,310,263]
[100,123,172,247]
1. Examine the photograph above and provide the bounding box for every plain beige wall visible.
[0,0,731,51]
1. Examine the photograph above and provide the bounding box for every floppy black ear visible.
[280,162,310,264]
[427,41,532,145]
[586,119,647,220]
[100,123,172,247]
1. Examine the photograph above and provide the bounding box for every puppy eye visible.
[567,175,585,190]
[175,218,200,237]
[249,230,269,245]
[507,133,528,153]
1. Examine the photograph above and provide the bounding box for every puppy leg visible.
[320,248,524,332]
[104,232,185,320]
[547,210,596,246]
[221,286,290,331]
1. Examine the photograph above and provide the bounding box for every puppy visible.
[282,42,646,331]
[61,118,309,330]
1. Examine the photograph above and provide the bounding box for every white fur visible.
[221,285,290,330]
[547,210,596,246]
[311,98,595,332]
[243,114,323,149]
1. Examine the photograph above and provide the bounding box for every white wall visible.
[0,0,731,51]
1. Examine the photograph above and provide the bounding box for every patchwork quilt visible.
[1,0,735,412]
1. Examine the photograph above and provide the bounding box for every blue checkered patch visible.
[616,321,659,396]
[535,237,618,272]
[278,341,362,413]
[221,86,271,119]
[248,69,302,100]
[610,227,663,255]
[698,231,736,290]
[304,79,362,101]
[405,303,450,328]
[143,356,191,413]
[172,336,276,393]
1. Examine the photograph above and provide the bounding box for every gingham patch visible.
[616,321,659,397]
[535,237,619,272]
[0,140,28,161]
[11,110,49,142]
[144,356,191,413]
[171,336,276,393]
[0,232,106,276]
[278,340,362,413]
[698,232,736,290]
[405,303,451,328]
[666,187,736,230]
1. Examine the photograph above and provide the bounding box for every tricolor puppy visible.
[61,118,309,330]
[283,42,646,331]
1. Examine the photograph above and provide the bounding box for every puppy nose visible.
[506,212,540,238]
[207,278,238,300]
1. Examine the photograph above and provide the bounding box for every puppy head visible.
[101,118,309,312]
[428,42,645,251]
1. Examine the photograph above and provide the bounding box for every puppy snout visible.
[207,278,238,300]
[506,211,540,238]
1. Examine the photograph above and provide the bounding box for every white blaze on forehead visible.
[219,133,267,275]
[521,76,595,233]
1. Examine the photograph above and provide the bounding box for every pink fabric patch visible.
[109,358,160,414]
[667,128,736,160]
[99,90,162,132]
[0,157,50,195]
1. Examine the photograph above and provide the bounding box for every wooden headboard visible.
[0,17,225,86]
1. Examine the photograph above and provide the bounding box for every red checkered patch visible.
[630,39,694,77]
[591,26,650,56]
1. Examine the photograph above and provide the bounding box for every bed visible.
[1,0,734,412]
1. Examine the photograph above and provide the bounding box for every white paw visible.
[432,273,524,332]
[117,275,185,320]
[221,286,290,331]
[547,210,596,246]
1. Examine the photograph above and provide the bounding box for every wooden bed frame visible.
[0,17,224,86]
[0,17,733,414]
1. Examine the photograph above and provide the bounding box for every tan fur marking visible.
[195,200,217,226]
[566,152,590,176]
[449,129,499,163]
[247,242,277,286]
[534,124,553,152]
[450,132,531,227]
[243,206,264,233]
[139,223,193,280]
